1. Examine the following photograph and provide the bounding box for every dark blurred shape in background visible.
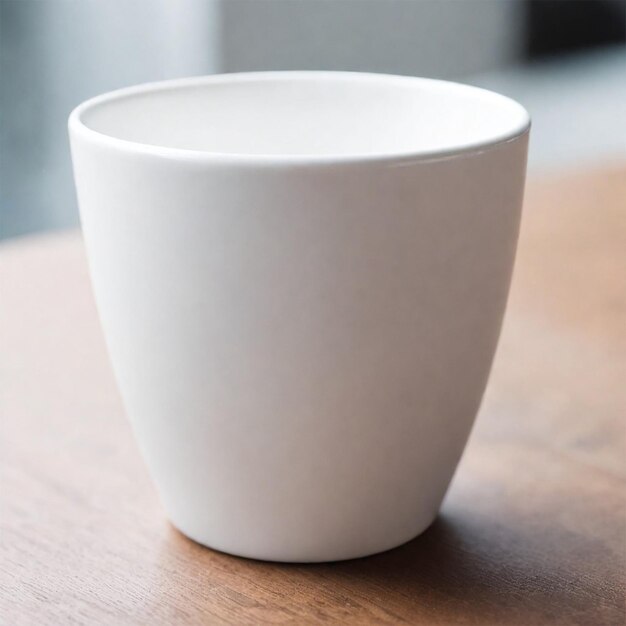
[526,0,626,58]
[1,0,625,240]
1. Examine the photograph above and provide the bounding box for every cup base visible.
[168,512,440,564]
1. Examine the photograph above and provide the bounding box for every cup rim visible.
[69,71,530,167]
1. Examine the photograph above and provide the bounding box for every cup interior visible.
[75,72,529,160]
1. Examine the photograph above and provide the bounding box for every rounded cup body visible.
[70,73,528,562]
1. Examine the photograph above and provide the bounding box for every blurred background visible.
[1,0,625,241]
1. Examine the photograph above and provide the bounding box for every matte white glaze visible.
[70,72,529,562]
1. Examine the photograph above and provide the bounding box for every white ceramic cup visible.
[69,72,529,562]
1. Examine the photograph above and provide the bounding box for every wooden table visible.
[2,165,625,625]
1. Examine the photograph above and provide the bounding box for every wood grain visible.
[1,165,625,625]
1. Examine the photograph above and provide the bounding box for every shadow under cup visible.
[69,72,529,562]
